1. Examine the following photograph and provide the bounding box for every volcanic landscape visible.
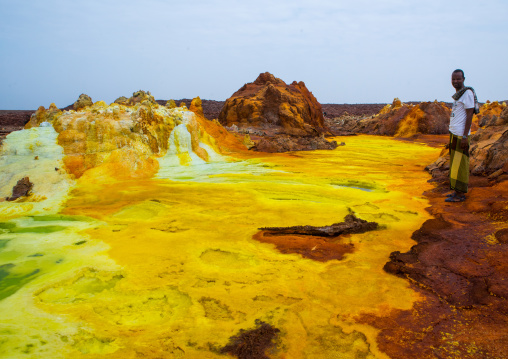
[0,73,506,359]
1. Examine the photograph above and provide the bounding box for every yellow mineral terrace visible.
[0,100,441,358]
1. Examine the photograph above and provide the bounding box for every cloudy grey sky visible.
[1,0,506,109]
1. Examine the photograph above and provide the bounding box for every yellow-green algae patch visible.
[0,135,441,358]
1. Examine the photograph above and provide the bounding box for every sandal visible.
[445,194,466,202]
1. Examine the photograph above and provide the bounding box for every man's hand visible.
[460,137,469,151]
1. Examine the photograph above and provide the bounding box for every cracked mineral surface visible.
[0,97,471,358]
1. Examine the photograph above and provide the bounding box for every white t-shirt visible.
[449,89,474,136]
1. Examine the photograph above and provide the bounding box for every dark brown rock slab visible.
[253,214,377,262]
[220,320,280,359]
[260,214,378,237]
[6,177,33,201]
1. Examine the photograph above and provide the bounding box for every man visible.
[446,69,476,202]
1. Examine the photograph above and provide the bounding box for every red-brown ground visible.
[361,174,508,359]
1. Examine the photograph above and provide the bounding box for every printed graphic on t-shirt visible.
[449,90,473,136]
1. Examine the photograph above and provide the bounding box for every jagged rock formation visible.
[72,94,93,111]
[427,106,508,178]
[476,101,507,127]
[114,96,129,105]
[128,90,156,106]
[24,104,62,129]
[114,90,157,107]
[218,72,337,152]
[331,99,451,137]
[189,97,204,117]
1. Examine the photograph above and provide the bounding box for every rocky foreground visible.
[358,106,508,358]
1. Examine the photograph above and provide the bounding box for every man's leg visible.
[447,133,469,201]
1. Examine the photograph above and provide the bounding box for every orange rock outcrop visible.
[476,100,507,127]
[218,72,337,152]
[333,99,451,137]
[24,103,62,129]
[427,106,508,177]
[220,72,327,136]
[189,97,204,117]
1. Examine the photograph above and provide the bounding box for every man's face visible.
[451,72,465,90]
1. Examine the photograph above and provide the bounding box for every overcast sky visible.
[0,0,506,109]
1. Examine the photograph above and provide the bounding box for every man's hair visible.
[453,69,465,78]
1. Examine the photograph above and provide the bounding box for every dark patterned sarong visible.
[449,132,470,193]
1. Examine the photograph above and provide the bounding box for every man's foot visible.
[445,193,466,202]
[446,192,455,197]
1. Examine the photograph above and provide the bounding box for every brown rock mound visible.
[218,72,337,152]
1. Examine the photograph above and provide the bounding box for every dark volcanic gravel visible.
[321,104,385,118]
[0,110,33,127]
[0,110,33,143]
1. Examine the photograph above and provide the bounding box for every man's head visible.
[452,69,465,91]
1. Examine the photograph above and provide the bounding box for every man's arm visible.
[461,108,474,150]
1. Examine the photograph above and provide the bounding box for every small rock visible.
[73,94,93,111]
[6,177,33,201]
